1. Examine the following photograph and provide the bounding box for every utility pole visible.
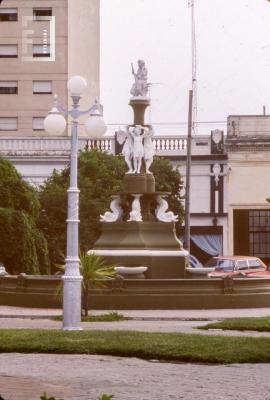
[189,0,197,135]
[184,0,196,253]
[184,89,193,253]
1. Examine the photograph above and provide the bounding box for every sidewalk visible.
[1,305,270,319]
[1,306,270,336]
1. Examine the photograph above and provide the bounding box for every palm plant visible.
[79,252,116,316]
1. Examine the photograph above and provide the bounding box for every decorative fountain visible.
[1,62,270,310]
[89,60,188,279]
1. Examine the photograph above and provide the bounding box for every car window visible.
[248,259,262,269]
[236,260,248,270]
[204,258,219,268]
[216,260,234,271]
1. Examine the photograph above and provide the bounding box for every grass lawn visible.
[1,329,270,364]
[199,317,270,332]
[52,312,128,322]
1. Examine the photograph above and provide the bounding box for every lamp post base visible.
[62,275,83,330]
[63,326,83,331]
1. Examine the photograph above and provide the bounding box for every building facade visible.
[0,0,100,137]
[226,115,270,266]
[178,130,228,264]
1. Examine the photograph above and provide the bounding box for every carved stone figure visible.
[116,129,134,173]
[210,163,227,186]
[100,195,123,222]
[212,163,221,185]
[129,125,145,174]
[155,195,178,222]
[116,125,155,175]
[143,126,155,174]
[130,59,149,98]
[128,194,143,222]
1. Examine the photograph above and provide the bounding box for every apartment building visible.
[0,0,100,137]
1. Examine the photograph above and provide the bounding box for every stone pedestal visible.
[91,221,188,278]
[129,98,150,126]
[123,173,155,194]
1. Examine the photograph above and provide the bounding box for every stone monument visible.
[89,61,188,278]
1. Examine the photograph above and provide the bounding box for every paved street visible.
[1,306,270,336]
[0,306,270,399]
[0,354,270,400]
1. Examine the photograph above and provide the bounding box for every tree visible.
[38,149,184,269]
[0,158,49,274]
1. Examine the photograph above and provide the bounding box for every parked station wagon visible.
[207,256,267,278]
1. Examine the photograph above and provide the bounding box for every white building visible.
[226,115,270,265]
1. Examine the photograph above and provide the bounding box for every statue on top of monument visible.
[130,59,149,98]
[116,125,155,175]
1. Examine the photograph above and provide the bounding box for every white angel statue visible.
[129,125,145,174]
[143,126,155,174]
[116,125,155,175]
[116,128,134,174]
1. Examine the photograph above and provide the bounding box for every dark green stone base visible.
[92,221,187,279]
[123,173,155,193]
[94,221,181,249]
[1,276,270,309]
[98,253,187,279]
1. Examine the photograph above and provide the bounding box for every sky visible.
[100,0,270,135]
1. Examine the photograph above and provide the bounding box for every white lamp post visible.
[44,75,107,330]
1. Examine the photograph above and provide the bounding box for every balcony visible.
[0,134,212,158]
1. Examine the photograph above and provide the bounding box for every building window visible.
[249,210,270,258]
[33,81,52,94]
[0,45,18,58]
[0,8,18,21]
[0,117,18,131]
[33,44,50,58]
[33,8,52,20]
[0,81,18,94]
[33,117,45,131]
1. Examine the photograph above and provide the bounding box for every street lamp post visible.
[44,75,106,330]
